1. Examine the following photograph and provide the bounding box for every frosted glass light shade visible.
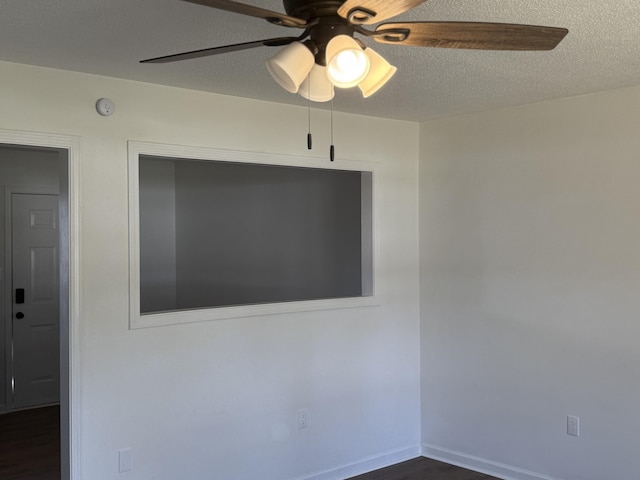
[325,35,370,88]
[266,42,315,93]
[358,48,397,98]
[299,64,335,102]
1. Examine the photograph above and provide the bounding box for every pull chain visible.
[307,75,312,150]
[330,97,335,162]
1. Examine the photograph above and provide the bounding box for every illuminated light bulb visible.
[325,35,370,88]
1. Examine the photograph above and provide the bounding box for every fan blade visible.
[140,37,297,64]
[182,0,307,28]
[338,0,428,25]
[375,22,568,50]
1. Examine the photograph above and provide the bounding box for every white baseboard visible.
[294,445,421,480]
[421,444,562,480]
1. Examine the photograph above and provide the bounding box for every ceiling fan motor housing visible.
[283,0,346,20]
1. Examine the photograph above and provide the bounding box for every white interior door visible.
[11,193,60,409]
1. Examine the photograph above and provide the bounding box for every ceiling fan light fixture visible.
[141,1,569,109]
[299,64,335,102]
[358,47,397,98]
[325,35,370,88]
[266,41,315,93]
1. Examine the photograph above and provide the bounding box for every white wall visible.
[420,85,640,480]
[0,61,421,480]
[0,146,60,412]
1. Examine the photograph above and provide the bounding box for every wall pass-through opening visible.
[129,143,378,329]
[139,155,373,313]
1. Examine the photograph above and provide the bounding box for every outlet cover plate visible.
[298,409,309,429]
[567,415,580,436]
[119,449,133,473]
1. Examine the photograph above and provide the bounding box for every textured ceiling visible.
[1,0,639,121]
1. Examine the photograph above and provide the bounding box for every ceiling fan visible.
[141,0,568,102]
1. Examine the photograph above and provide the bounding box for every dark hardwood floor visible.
[348,457,500,480]
[0,405,60,480]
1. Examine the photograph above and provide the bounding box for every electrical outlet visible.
[298,409,309,429]
[567,415,580,437]
[119,449,133,473]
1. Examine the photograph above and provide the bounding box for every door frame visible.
[4,186,60,411]
[0,129,80,480]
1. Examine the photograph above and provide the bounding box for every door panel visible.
[11,193,60,409]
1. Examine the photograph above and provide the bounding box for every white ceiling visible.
[1,0,639,122]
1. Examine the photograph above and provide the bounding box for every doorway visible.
[0,144,69,479]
